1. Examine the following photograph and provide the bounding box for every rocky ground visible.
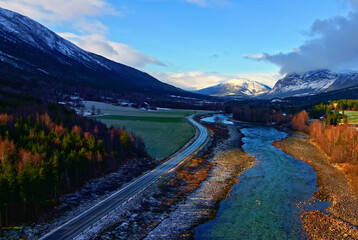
[273,136,358,239]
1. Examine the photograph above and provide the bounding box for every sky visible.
[0,0,357,90]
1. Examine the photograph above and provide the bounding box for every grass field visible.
[345,111,358,124]
[86,101,211,159]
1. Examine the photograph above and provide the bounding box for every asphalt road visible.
[40,115,208,240]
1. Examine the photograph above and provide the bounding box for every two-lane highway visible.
[40,115,208,240]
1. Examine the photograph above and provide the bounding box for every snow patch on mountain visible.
[0,7,111,69]
[266,70,358,98]
[195,78,271,97]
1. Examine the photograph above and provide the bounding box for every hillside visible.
[0,7,196,101]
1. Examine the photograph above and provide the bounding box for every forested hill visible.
[0,93,149,226]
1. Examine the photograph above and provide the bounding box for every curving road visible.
[40,115,208,240]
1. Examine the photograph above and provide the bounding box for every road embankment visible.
[273,136,358,239]
[145,125,255,239]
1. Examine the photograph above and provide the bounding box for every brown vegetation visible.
[291,110,309,133]
[309,121,358,164]
[302,210,358,239]
[175,157,212,196]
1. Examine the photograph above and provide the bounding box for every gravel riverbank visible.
[273,136,358,239]
[144,125,255,239]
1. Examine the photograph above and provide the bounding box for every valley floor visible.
[144,125,255,239]
[273,136,358,239]
[74,122,254,240]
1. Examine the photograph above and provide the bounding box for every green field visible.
[345,111,358,124]
[87,102,211,159]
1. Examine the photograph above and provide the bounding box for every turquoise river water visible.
[194,121,329,239]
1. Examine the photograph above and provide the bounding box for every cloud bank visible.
[247,0,358,74]
[60,33,165,68]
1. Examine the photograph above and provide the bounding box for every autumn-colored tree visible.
[309,120,358,164]
[292,110,309,133]
[0,109,147,226]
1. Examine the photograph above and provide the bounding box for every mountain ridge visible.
[0,7,198,101]
[265,70,358,99]
[195,78,271,98]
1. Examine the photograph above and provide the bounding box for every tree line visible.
[232,106,291,125]
[291,110,358,164]
[0,104,147,226]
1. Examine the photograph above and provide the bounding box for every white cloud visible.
[247,0,358,74]
[59,33,165,68]
[186,0,207,7]
[150,71,280,90]
[0,0,118,23]
[243,54,264,60]
[0,0,164,69]
[234,72,282,87]
[0,0,122,34]
[185,0,229,7]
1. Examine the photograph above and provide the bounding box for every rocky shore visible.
[273,136,358,239]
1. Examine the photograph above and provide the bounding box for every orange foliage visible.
[0,137,16,163]
[54,124,66,135]
[83,132,91,141]
[40,113,55,129]
[18,149,42,169]
[72,125,82,134]
[309,121,358,163]
[0,114,13,124]
[292,110,309,133]
[85,151,92,161]
[339,163,358,193]
[18,149,31,169]
[176,169,192,181]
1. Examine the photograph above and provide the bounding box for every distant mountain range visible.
[195,79,271,98]
[0,7,197,100]
[195,70,358,100]
[265,70,358,99]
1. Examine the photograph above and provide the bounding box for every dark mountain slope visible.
[0,7,195,100]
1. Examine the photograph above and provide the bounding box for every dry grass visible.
[337,163,358,195]
[176,157,212,196]
[273,136,358,239]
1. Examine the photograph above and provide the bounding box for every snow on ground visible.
[83,101,144,114]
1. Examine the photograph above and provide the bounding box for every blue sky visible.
[0,0,356,89]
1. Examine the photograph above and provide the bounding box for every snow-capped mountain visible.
[195,79,271,97]
[266,70,358,99]
[0,7,192,98]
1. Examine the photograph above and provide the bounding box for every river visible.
[195,116,329,239]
